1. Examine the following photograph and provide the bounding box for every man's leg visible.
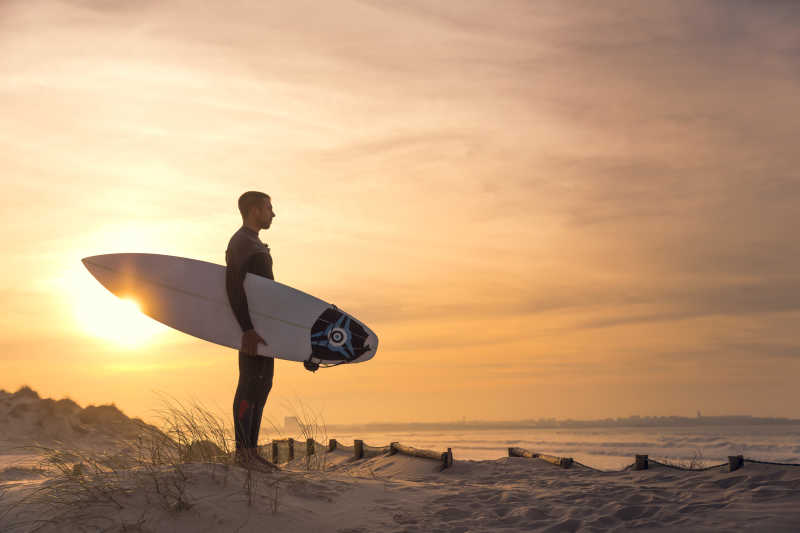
[233,353,278,470]
[249,356,274,448]
[233,351,262,451]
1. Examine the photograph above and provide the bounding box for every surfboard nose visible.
[81,255,99,270]
[82,253,122,274]
[82,253,121,273]
[82,254,116,289]
[81,253,140,298]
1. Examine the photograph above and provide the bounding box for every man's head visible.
[238,191,275,230]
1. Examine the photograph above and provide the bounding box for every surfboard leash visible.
[303,358,347,372]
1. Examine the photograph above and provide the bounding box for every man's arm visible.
[225,255,255,332]
[226,250,272,355]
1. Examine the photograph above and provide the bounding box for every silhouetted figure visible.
[225,191,278,471]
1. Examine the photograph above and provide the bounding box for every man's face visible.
[257,198,275,229]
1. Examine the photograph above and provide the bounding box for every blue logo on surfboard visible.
[310,307,371,361]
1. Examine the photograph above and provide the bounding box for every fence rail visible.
[508,447,573,468]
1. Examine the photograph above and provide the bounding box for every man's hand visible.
[241,329,267,356]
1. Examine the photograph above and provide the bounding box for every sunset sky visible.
[2,0,799,426]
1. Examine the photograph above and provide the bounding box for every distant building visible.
[284,416,301,434]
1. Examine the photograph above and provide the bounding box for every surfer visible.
[225,190,278,471]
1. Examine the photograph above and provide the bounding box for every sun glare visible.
[66,264,168,348]
[76,294,167,347]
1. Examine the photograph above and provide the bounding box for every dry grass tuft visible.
[148,392,233,465]
[283,398,329,471]
[657,449,707,470]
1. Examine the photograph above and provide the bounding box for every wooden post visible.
[287,438,295,461]
[354,439,364,459]
[306,438,315,456]
[635,454,648,470]
[271,440,279,463]
[442,448,454,469]
[328,439,338,452]
[729,455,744,472]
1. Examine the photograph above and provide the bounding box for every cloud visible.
[3,0,800,418]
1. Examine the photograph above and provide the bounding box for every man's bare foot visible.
[235,448,280,472]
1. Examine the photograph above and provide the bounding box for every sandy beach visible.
[2,388,799,532]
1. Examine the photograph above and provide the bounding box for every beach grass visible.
[0,394,283,532]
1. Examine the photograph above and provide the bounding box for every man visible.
[225,191,278,470]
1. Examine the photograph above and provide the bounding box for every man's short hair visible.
[238,191,270,218]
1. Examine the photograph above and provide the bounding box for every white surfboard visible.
[81,253,378,364]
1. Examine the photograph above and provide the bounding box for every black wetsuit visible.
[225,226,274,451]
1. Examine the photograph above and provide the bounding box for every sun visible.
[66,265,168,347]
[75,294,167,347]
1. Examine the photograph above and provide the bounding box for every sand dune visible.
[0,387,158,449]
[2,388,800,532]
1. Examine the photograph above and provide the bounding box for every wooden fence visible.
[262,441,791,474]
[508,448,773,473]
[264,438,453,470]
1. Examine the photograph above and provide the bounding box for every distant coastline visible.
[325,415,800,433]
